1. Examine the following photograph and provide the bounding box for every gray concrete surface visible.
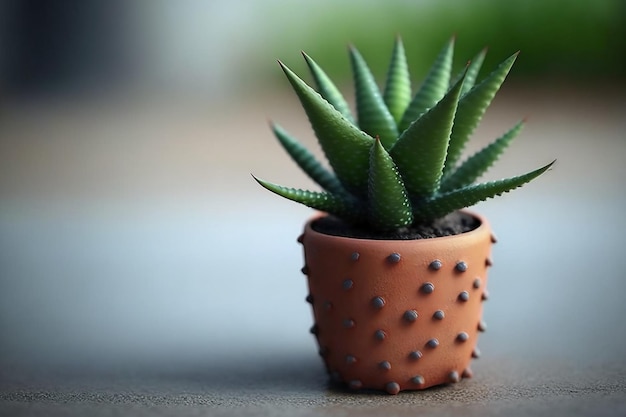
[1,84,625,416]
[1,359,625,416]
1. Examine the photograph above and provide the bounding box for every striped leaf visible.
[349,46,399,149]
[414,160,555,221]
[302,52,355,124]
[253,176,365,223]
[271,122,346,195]
[440,120,524,192]
[443,52,519,176]
[390,70,466,199]
[383,37,412,125]
[398,37,454,132]
[450,47,488,97]
[368,139,413,231]
[279,61,374,196]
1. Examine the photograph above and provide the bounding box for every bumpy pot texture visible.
[298,211,494,394]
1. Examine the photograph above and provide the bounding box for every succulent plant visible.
[254,37,554,232]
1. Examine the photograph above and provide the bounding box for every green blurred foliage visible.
[257,0,625,87]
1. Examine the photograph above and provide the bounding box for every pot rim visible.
[304,209,490,244]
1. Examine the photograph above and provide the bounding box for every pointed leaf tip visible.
[270,122,346,195]
[391,67,466,198]
[302,50,355,123]
[440,119,525,192]
[398,37,455,132]
[369,136,413,230]
[253,175,364,222]
[415,159,556,221]
[279,56,374,195]
[350,45,399,148]
[443,51,520,176]
[384,35,412,126]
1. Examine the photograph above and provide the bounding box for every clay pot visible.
[298,211,494,394]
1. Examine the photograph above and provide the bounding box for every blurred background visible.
[2,0,625,97]
[1,0,625,375]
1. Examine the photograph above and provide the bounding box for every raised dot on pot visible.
[472,347,481,359]
[309,324,318,335]
[403,309,418,322]
[449,371,460,383]
[458,291,470,302]
[301,265,309,275]
[411,375,425,385]
[374,329,386,341]
[433,310,445,320]
[297,234,304,244]
[473,278,481,289]
[455,261,468,272]
[409,350,423,360]
[387,252,401,263]
[342,319,355,329]
[386,381,400,395]
[485,257,493,267]
[372,296,385,309]
[482,290,490,301]
[350,251,360,261]
[305,294,314,304]
[421,282,435,294]
[345,354,357,364]
[378,361,391,371]
[462,368,473,379]
[478,320,487,332]
[456,331,469,342]
[429,259,442,270]
[426,338,439,348]
[342,279,353,290]
[491,233,498,244]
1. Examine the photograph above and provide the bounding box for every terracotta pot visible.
[298,211,494,394]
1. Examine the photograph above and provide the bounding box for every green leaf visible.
[450,47,487,96]
[302,52,355,124]
[398,37,454,133]
[349,46,399,149]
[414,160,555,221]
[443,52,519,176]
[383,36,412,125]
[368,139,413,231]
[440,120,524,192]
[279,61,374,196]
[253,176,365,223]
[271,122,346,195]
[390,70,466,199]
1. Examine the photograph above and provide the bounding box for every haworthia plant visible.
[254,37,554,232]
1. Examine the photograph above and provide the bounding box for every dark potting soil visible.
[311,211,480,240]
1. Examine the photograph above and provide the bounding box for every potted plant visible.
[253,37,554,394]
